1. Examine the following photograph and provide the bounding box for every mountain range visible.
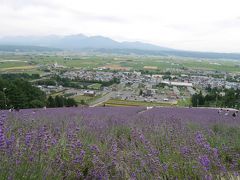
[0,34,240,60]
[0,34,172,51]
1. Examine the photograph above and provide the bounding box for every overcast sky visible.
[1,0,240,52]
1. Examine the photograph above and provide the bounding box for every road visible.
[89,91,117,107]
[90,83,125,107]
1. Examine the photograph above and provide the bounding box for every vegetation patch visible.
[104,99,177,107]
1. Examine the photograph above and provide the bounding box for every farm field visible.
[0,65,37,71]
[1,53,240,73]
[0,107,239,179]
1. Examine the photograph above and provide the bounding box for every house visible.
[161,81,193,87]
[84,90,95,97]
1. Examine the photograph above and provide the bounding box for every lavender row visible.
[0,107,239,179]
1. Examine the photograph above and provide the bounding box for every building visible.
[161,81,193,87]
[84,90,95,97]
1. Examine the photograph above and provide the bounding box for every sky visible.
[1,0,240,52]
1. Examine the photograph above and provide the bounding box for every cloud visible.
[1,0,240,52]
[1,0,55,9]
[166,24,197,32]
[64,7,127,23]
[1,0,127,23]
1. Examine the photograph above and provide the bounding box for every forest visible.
[191,87,240,108]
[0,78,77,109]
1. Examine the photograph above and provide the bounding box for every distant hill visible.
[95,48,240,60]
[0,45,60,52]
[0,34,240,60]
[0,34,173,51]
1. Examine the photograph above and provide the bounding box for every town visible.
[33,61,240,107]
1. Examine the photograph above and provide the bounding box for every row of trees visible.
[55,76,120,88]
[0,78,78,109]
[0,73,40,80]
[191,87,240,108]
[35,76,120,89]
[47,96,77,108]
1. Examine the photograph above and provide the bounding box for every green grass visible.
[105,99,177,107]
[50,91,65,97]
[209,124,240,150]
[87,83,102,90]
[0,61,29,69]
[177,98,191,107]
[73,95,101,104]
[73,95,94,103]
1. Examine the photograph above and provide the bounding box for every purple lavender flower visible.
[0,127,5,150]
[25,132,32,147]
[76,140,82,148]
[212,148,218,157]
[162,163,168,172]
[203,143,211,151]
[51,138,57,145]
[130,172,137,180]
[180,146,190,156]
[234,172,239,177]
[90,145,100,154]
[205,174,212,180]
[195,132,204,145]
[199,155,211,171]
[0,106,239,178]
[195,132,211,151]
[0,113,6,150]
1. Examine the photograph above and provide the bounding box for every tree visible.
[0,78,46,108]
[55,95,64,107]
[162,75,172,80]
[191,91,205,107]
[0,91,6,109]
[198,91,205,106]
[47,96,56,108]
[6,84,28,108]
[29,100,45,108]
[65,98,78,107]
[80,100,86,105]
[223,89,236,108]
[191,93,198,107]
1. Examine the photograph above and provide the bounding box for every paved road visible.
[89,92,116,107]
[90,83,124,107]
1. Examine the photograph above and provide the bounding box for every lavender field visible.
[0,107,240,179]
